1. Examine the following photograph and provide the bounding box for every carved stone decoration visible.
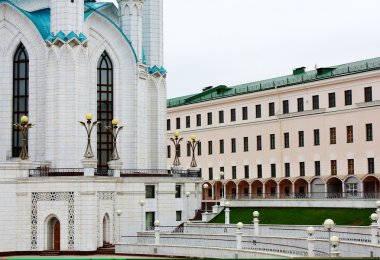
[31,192,75,250]
[97,192,116,245]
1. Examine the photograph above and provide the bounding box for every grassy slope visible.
[209,207,375,226]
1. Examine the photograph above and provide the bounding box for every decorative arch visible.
[278,178,292,198]
[12,43,29,157]
[362,175,380,198]
[44,214,61,251]
[251,180,264,198]
[102,213,111,245]
[97,51,113,171]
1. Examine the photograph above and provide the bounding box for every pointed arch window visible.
[97,52,113,170]
[12,44,29,157]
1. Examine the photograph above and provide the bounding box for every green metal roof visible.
[167,57,380,108]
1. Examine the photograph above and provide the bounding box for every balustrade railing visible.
[221,191,380,200]
[94,168,114,177]
[29,168,84,177]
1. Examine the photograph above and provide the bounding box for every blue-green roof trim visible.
[84,2,138,63]
[167,57,380,108]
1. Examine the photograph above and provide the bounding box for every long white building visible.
[0,0,202,253]
[167,58,380,201]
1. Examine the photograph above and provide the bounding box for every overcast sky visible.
[107,0,380,98]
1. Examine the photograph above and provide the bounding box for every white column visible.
[223,184,226,199]
[236,229,242,250]
[360,181,364,198]
[253,218,260,236]
[371,223,378,244]
[225,207,230,225]
[249,184,252,199]
[262,185,266,199]
[276,183,280,198]
[341,182,346,198]
[307,182,311,198]
[236,185,239,200]
[155,226,160,245]
[211,184,215,200]
[307,237,315,257]
[291,183,295,198]
[324,183,328,198]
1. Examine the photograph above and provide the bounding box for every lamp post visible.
[220,171,225,200]
[225,201,230,224]
[323,218,336,256]
[79,113,100,158]
[370,213,379,245]
[203,183,209,213]
[306,226,316,257]
[188,135,200,168]
[105,119,124,160]
[13,115,34,160]
[185,191,191,222]
[253,211,260,236]
[236,222,243,250]
[115,209,122,243]
[139,200,145,232]
[170,131,183,167]
[154,220,160,245]
[330,236,340,257]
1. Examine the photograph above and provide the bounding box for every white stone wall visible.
[50,0,84,34]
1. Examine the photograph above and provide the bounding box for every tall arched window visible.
[12,44,29,157]
[97,52,113,170]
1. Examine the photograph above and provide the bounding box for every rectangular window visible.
[365,87,372,102]
[298,131,304,147]
[196,114,201,127]
[176,211,182,221]
[232,166,237,179]
[331,160,337,175]
[208,140,213,155]
[197,142,201,156]
[244,165,249,179]
[314,129,320,146]
[270,134,275,150]
[231,138,236,153]
[167,145,171,158]
[297,98,304,112]
[285,163,290,177]
[255,104,261,118]
[299,162,305,176]
[220,166,225,179]
[176,117,181,129]
[175,185,181,198]
[269,102,275,116]
[257,135,262,151]
[257,165,262,178]
[243,137,249,152]
[368,158,375,174]
[348,159,354,175]
[146,185,155,198]
[328,92,336,108]
[347,125,353,143]
[145,212,155,231]
[242,106,248,120]
[345,90,352,106]
[330,127,336,144]
[219,110,224,124]
[207,112,212,125]
[186,116,190,128]
[312,95,319,110]
[366,123,373,141]
[167,119,171,131]
[271,164,276,178]
[284,132,290,148]
[208,167,213,180]
[315,161,321,176]
[283,100,289,114]
[187,142,191,157]
[230,108,236,122]
[219,139,224,154]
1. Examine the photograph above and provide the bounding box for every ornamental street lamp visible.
[13,115,34,160]
[116,209,122,242]
[170,131,183,167]
[306,226,316,257]
[105,119,124,160]
[188,135,200,168]
[323,218,336,256]
[330,236,340,257]
[203,183,209,213]
[185,191,191,222]
[79,113,100,158]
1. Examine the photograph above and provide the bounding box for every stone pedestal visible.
[212,205,219,214]
[253,218,260,236]
[236,230,242,249]
[201,212,209,222]
[81,158,97,176]
[108,160,123,177]
[171,166,183,172]
[225,208,230,225]
[307,237,315,257]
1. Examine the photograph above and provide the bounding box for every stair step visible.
[40,250,60,256]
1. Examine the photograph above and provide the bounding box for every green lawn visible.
[209,207,375,226]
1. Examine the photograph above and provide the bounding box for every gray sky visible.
[107,0,380,99]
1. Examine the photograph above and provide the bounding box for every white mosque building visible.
[0,0,202,253]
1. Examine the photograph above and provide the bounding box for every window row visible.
[145,184,186,199]
[167,124,373,157]
[167,87,374,130]
[206,158,375,180]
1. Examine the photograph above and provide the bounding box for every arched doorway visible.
[103,214,110,245]
[237,180,250,199]
[294,178,308,198]
[310,178,325,199]
[326,177,343,198]
[363,175,380,198]
[279,179,292,198]
[46,216,60,251]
